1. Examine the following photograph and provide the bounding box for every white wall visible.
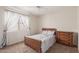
[0,7,4,46]
[39,7,77,32]
[77,7,79,52]
[7,31,25,45]
[29,15,40,35]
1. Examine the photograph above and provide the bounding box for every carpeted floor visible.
[0,42,78,53]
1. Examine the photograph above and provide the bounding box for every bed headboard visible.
[42,28,57,31]
[42,28,57,35]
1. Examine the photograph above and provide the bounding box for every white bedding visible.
[26,33,56,52]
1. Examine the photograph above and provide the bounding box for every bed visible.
[24,28,57,53]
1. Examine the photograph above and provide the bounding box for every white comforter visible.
[27,33,56,52]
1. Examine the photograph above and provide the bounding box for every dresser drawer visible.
[57,32,73,37]
[56,31,73,46]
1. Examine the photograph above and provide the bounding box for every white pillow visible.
[47,31,55,35]
[42,31,48,34]
[42,31,55,35]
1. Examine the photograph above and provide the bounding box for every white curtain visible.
[4,11,19,32]
[4,11,30,34]
[18,14,30,36]
[0,11,30,47]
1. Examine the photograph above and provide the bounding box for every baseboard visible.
[73,45,78,48]
[7,41,24,46]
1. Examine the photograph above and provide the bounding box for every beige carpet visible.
[0,42,78,53]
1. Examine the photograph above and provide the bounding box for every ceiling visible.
[5,6,70,16]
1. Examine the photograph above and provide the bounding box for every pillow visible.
[42,31,55,35]
[47,31,55,35]
[42,31,48,34]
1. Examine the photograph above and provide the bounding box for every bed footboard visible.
[24,37,42,53]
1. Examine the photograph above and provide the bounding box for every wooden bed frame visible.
[24,28,57,53]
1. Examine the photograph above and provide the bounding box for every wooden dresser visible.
[56,31,74,46]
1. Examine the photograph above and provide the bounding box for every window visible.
[4,11,29,33]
